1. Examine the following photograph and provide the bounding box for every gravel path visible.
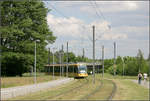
[1,78,73,100]
[132,80,149,89]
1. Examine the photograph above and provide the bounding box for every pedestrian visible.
[143,73,147,84]
[138,72,143,84]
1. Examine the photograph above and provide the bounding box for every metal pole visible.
[53,52,55,79]
[114,42,116,76]
[149,21,150,101]
[48,48,50,65]
[59,52,61,78]
[123,60,125,77]
[48,48,50,74]
[83,48,85,62]
[92,25,95,84]
[0,3,2,80]
[66,42,69,77]
[102,45,104,77]
[62,44,64,77]
[34,41,36,84]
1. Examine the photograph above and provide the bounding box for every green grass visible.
[22,72,46,77]
[103,73,137,79]
[10,75,101,100]
[104,73,149,81]
[85,79,114,100]
[10,79,79,100]
[112,78,148,100]
[1,72,60,88]
[8,73,149,100]
[103,73,148,100]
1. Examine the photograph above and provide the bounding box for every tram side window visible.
[47,67,49,72]
[45,67,48,72]
[54,66,57,72]
[68,66,70,73]
[64,66,66,73]
[69,66,74,73]
[74,66,78,73]
[57,66,59,72]
[50,66,53,72]
[55,66,60,72]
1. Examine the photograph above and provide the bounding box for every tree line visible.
[105,49,149,76]
[48,49,149,76]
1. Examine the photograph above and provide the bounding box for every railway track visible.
[10,76,117,100]
[107,80,117,100]
[80,78,117,100]
[45,78,89,99]
[80,79,103,100]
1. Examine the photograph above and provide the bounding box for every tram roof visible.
[45,62,101,67]
[45,62,87,67]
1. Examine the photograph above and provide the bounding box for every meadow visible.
[9,73,149,100]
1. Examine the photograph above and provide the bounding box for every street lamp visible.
[52,47,57,80]
[34,40,40,84]
[61,44,64,77]
[59,51,62,78]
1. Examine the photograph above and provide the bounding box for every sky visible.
[43,1,149,59]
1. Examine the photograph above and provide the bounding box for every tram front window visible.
[78,65,87,73]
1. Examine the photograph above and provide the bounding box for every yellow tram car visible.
[45,63,88,78]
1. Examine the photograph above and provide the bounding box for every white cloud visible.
[113,26,149,37]
[46,14,149,59]
[47,14,84,37]
[101,33,127,40]
[47,1,139,12]
[45,1,148,59]
[80,1,139,14]
[47,14,128,41]
[124,1,138,10]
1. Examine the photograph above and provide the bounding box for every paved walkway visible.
[132,80,149,89]
[1,78,73,100]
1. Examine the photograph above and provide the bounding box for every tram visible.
[45,63,88,78]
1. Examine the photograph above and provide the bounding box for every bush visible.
[106,53,149,76]
[2,52,34,76]
[106,66,114,75]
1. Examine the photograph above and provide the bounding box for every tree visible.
[75,56,83,62]
[136,49,148,74]
[104,59,113,72]
[1,0,56,76]
[63,52,76,63]
[125,58,138,76]
[2,52,34,76]
[116,56,122,65]
[137,49,143,72]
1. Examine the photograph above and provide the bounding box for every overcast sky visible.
[43,1,149,59]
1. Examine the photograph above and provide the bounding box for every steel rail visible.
[106,80,117,100]
[45,78,89,99]
[80,78,117,100]
[80,79,103,100]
